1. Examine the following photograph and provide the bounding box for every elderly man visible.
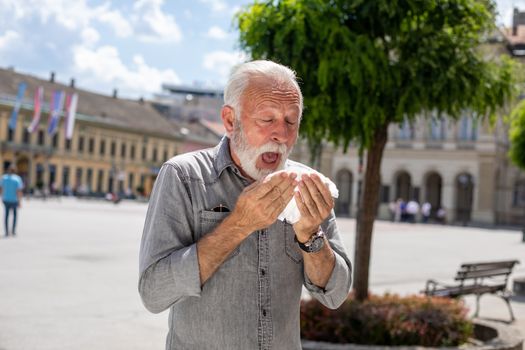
[139,60,352,349]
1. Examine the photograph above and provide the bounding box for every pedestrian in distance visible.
[437,207,447,224]
[406,199,420,223]
[0,164,24,237]
[139,60,352,349]
[388,200,396,222]
[394,198,403,222]
[400,199,408,222]
[421,201,431,223]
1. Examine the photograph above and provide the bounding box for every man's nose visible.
[270,120,289,143]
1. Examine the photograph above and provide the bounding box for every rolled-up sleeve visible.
[138,163,201,314]
[304,212,352,309]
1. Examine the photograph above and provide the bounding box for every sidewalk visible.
[0,198,523,349]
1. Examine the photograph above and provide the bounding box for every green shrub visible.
[300,293,473,346]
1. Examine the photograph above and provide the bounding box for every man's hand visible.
[293,173,334,242]
[230,171,297,235]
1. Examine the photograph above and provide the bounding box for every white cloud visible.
[72,44,181,97]
[95,5,133,38]
[81,27,100,47]
[0,0,28,20]
[203,51,247,81]
[0,0,132,36]
[206,26,228,40]
[133,0,182,43]
[0,0,181,43]
[34,0,94,31]
[0,30,20,51]
[200,0,228,13]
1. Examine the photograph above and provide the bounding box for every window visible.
[163,148,168,162]
[7,128,14,142]
[513,180,525,208]
[128,173,134,190]
[62,166,70,190]
[142,146,147,160]
[86,168,93,190]
[152,147,158,162]
[38,130,45,145]
[23,129,30,144]
[76,168,83,187]
[130,144,136,160]
[78,136,85,152]
[65,139,72,151]
[110,141,116,157]
[121,143,127,158]
[429,116,446,141]
[458,115,478,141]
[398,119,414,140]
[52,134,58,148]
[100,140,106,156]
[88,138,95,154]
[97,169,104,193]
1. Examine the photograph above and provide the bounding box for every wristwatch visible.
[295,228,325,253]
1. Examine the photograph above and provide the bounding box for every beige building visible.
[0,68,218,197]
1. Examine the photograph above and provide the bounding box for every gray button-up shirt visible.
[139,137,352,350]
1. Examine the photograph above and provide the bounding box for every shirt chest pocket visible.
[282,221,303,264]
[198,210,240,259]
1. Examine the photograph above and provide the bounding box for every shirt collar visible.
[213,136,237,177]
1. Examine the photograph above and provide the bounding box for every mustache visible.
[254,142,289,156]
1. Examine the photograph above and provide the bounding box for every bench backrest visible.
[454,260,519,286]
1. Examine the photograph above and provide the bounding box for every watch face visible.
[308,235,324,252]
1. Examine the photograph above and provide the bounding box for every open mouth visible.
[261,152,280,165]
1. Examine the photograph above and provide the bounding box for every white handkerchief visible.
[267,166,339,224]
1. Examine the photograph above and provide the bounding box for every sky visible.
[0,0,522,100]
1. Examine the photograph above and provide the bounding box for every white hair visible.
[223,60,303,120]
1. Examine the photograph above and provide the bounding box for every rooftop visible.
[0,68,181,138]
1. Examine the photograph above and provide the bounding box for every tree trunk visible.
[353,123,389,301]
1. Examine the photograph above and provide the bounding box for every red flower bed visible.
[300,293,473,346]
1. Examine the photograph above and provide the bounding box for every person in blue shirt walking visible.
[0,165,24,237]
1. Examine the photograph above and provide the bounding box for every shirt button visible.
[261,269,266,275]
[262,309,267,317]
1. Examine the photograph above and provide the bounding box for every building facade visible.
[0,68,218,197]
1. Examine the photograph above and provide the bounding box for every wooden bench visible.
[422,260,520,321]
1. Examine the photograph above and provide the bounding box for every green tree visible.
[237,0,516,301]
[509,100,525,170]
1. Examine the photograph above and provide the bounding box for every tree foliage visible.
[237,0,515,150]
[509,99,525,170]
[236,0,517,301]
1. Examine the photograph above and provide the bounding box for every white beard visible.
[230,121,292,180]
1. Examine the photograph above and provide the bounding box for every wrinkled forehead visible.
[242,76,301,105]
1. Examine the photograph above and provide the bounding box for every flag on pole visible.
[64,93,78,140]
[27,86,44,133]
[8,82,28,130]
[47,90,65,135]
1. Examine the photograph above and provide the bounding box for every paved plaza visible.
[0,198,523,349]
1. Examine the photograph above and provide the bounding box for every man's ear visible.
[221,105,235,137]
